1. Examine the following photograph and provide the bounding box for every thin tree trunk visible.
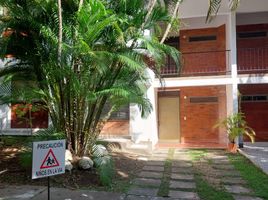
[78,0,84,11]
[160,0,181,44]
[57,0,63,63]
[141,0,157,30]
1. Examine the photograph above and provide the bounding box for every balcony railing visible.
[161,50,230,77]
[237,47,268,74]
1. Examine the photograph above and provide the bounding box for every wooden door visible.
[158,95,180,141]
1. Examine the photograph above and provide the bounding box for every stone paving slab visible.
[221,178,247,185]
[172,167,193,173]
[172,162,192,168]
[143,166,165,172]
[127,187,158,197]
[146,161,165,166]
[211,159,230,164]
[173,156,192,161]
[224,185,252,194]
[149,157,167,161]
[31,188,125,200]
[139,171,163,179]
[169,190,199,199]
[233,195,264,200]
[133,178,162,187]
[212,164,235,170]
[213,170,241,177]
[170,180,196,189]
[209,155,228,159]
[171,174,194,180]
[125,195,176,200]
[0,185,46,199]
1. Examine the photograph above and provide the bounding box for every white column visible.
[129,69,158,147]
[229,12,239,113]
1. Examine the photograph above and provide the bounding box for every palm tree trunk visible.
[57,0,63,63]
[160,0,181,43]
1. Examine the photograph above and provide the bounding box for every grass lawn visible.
[229,153,268,199]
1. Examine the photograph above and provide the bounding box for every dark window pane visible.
[238,31,267,38]
[189,35,217,42]
[190,97,218,103]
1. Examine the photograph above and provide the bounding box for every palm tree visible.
[206,0,240,22]
[0,0,180,156]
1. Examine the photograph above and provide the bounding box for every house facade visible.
[1,0,268,148]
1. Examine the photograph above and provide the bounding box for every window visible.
[237,31,267,39]
[189,35,217,42]
[190,96,218,103]
[241,95,268,102]
[102,103,129,120]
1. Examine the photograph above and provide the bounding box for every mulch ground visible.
[0,144,146,192]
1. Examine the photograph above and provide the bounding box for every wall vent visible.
[189,35,217,42]
[190,96,218,103]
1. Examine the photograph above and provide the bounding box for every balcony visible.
[161,50,230,77]
[237,47,268,74]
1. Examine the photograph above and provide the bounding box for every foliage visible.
[214,112,255,143]
[206,0,240,22]
[0,0,180,156]
[92,144,114,186]
[195,175,234,200]
[18,150,32,169]
[229,153,268,199]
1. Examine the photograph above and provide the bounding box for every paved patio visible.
[239,142,268,175]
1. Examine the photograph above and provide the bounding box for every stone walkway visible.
[1,149,266,200]
[200,150,263,200]
[125,149,265,200]
[126,149,199,200]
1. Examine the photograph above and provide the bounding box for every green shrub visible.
[97,157,115,186]
[19,150,32,169]
[92,145,115,186]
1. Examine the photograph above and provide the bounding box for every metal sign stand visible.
[48,176,50,200]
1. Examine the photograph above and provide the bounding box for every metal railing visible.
[161,50,230,77]
[237,47,268,73]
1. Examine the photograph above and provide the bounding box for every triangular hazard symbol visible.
[40,148,60,169]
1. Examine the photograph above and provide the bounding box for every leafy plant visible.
[214,112,255,143]
[18,150,32,169]
[0,0,180,157]
[92,144,115,186]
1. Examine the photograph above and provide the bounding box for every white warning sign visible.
[32,139,65,179]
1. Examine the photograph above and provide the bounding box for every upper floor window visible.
[189,35,217,42]
[237,31,267,39]
[241,95,268,102]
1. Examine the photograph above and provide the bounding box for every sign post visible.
[32,139,65,200]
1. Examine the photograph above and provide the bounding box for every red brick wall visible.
[237,24,268,73]
[239,84,268,141]
[179,85,227,144]
[100,121,129,136]
[11,103,48,129]
[180,25,226,75]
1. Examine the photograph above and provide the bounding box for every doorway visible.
[158,91,180,141]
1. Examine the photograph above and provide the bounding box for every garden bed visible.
[0,143,146,192]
